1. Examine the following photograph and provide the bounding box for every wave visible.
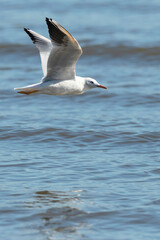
[82,44,160,60]
[1,43,160,60]
[1,125,159,149]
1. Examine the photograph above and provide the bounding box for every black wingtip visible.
[24,28,36,44]
[45,17,67,45]
[46,17,53,23]
[45,18,52,28]
[24,28,30,33]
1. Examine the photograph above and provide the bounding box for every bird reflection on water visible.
[24,190,88,238]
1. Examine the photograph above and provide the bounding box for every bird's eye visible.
[90,81,94,84]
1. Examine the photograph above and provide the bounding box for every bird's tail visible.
[14,83,40,95]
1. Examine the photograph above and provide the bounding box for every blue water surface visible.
[0,1,160,240]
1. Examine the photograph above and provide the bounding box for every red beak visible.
[97,84,108,89]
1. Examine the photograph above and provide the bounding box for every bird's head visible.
[85,78,107,90]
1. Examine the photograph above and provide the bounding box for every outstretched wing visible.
[43,18,82,81]
[24,28,52,77]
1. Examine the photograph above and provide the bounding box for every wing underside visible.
[24,28,52,77]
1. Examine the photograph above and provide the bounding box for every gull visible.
[14,18,107,95]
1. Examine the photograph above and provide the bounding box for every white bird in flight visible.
[14,18,107,95]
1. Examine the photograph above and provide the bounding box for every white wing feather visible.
[24,29,52,77]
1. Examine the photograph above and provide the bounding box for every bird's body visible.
[14,18,107,95]
[17,76,90,95]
